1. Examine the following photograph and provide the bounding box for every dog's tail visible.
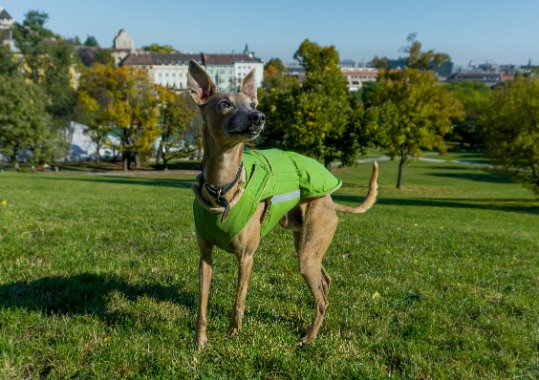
[333,161,379,214]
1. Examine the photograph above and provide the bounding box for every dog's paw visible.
[195,336,208,353]
[297,334,316,348]
[227,324,241,336]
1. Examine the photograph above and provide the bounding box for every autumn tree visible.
[76,64,160,170]
[367,36,464,188]
[76,86,110,162]
[481,76,539,194]
[155,87,194,169]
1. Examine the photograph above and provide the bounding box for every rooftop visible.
[203,53,262,65]
[122,52,262,66]
[0,8,13,21]
[122,52,203,66]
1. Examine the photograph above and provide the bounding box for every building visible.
[285,60,378,91]
[122,52,202,90]
[109,29,136,66]
[285,63,306,83]
[122,51,264,91]
[202,53,263,91]
[77,29,141,67]
[447,71,502,87]
[0,6,18,53]
[448,62,502,86]
[78,30,264,90]
[339,60,378,91]
[386,57,454,80]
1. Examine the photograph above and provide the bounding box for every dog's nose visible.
[249,111,266,126]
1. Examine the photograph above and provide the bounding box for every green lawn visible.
[0,158,538,379]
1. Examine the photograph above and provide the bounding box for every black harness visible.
[197,162,244,209]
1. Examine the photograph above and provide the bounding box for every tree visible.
[155,87,194,169]
[481,77,539,194]
[446,81,492,149]
[93,49,114,66]
[0,44,20,75]
[13,10,78,161]
[258,58,301,151]
[142,43,176,53]
[0,74,51,167]
[76,89,110,162]
[260,40,361,166]
[367,37,464,188]
[83,35,99,47]
[76,64,160,170]
[262,58,287,88]
[12,11,54,83]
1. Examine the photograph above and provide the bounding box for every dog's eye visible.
[218,100,232,110]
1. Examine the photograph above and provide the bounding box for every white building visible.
[122,52,264,91]
[339,60,378,91]
[0,7,18,53]
[203,53,263,91]
[122,52,200,90]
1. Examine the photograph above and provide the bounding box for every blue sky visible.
[2,0,538,66]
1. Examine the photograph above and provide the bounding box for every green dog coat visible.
[193,149,342,252]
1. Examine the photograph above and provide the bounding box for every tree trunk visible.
[155,149,161,167]
[156,139,163,168]
[135,153,141,169]
[396,154,407,189]
[95,144,101,163]
[123,152,129,171]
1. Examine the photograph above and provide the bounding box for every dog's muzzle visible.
[249,111,266,128]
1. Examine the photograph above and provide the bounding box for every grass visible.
[0,156,538,379]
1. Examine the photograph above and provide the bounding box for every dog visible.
[187,60,378,351]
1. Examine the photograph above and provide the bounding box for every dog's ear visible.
[241,69,257,105]
[188,60,216,105]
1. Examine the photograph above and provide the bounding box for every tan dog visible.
[187,60,378,351]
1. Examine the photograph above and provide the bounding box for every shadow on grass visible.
[332,194,539,215]
[41,176,196,189]
[428,171,511,184]
[0,273,195,325]
[151,161,202,171]
[56,161,202,172]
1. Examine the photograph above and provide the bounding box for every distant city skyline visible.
[2,0,538,66]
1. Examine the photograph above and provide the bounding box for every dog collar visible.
[199,161,244,209]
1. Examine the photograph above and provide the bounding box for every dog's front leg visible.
[196,233,214,352]
[227,252,254,336]
[227,211,262,336]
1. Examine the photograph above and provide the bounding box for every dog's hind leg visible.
[195,234,214,352]
[294,196,338,346]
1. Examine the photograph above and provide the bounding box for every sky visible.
[2,0,538,66]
